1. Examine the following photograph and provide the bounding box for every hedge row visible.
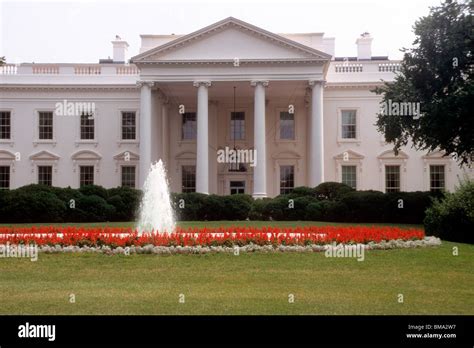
[170,182,441,224]
[0,182,441,225]
[0,184,141,223]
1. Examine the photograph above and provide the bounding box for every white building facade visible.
[0,17,471,197]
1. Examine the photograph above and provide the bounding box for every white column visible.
[138,81,154,188]
[194,81,211,194]
[251,80,269,198]
[161,100,169,167]
[308,80,325,186]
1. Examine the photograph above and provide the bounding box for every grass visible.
[0,220,423,229]
[0,221,472,315]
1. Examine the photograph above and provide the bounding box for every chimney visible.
[112,35,129,63]
[356,32,372,60]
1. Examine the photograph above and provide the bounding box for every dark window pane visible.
[121,166,136,188]
[182,165,196,193]
[0,111,11,140]
[182,113,197,140]
[430,165,445,192]
[341,165,357,189]
[122,112,136,140]
[230,112,245,140]
[0,166,10,189]
[38,166,52,186]
[385,165,400,192]
[79,166,94,187]
[80,113,95,140]
[39,112,53,140]
[280,112,295,140]
[280,165,295,195]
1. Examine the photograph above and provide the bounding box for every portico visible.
[132,17,330,197]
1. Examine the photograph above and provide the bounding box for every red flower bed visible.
[0,226,424,248]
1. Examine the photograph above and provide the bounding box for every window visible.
[280,111,295,140]
[230,112,245,140]
[79,166,94,187]
[121,166,136,188]
[80,113,95,140]
[229,162,247,172]
[0,166,10,189]
[341,110,357,139]
[341,165,357,189]
[385,165,400,192]
[430,165,445,192]
[121,112,136,140]
[230,181,245,194]
[38,112,53,140]
[182,112,197,140]
[0,111,11,140]
[280,165,295,195]
[182,165,196,193]
[38,166,52,186]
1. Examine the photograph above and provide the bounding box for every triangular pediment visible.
[132,17,331,63]
[29,150,60,161]
[334,150,365,160]
[113,151,140,161]
[0,150,16,161]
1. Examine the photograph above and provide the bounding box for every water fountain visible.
[137,160,175,235]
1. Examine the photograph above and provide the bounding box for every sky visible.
[0,0,443,64]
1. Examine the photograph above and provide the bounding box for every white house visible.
[0,17,471,197]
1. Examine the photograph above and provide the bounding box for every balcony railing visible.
[335,63,364,73]
[0,63,140,76]
[378,63,401,72]
[0,64,18,75]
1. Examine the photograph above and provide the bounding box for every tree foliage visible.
[374,0,473,164]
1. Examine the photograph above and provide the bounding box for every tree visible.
[374,0,473,165]
[0,56,5,66]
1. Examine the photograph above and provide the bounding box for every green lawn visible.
[0,220,423,229]
[0,221,472,315]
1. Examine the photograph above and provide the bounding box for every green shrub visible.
[248,198,272,220]
[222,194,253,220]
[73,195,115,222]
[424,180,474,244]
[3,190,67,223]
[314,182,354,201]
[79,185,108,200]
[339,190,385,222]
[201,194,226,220]
[173,192,208,221]
[107,187,141,221]
[383,191,436,224]
[276,186,315,200]
[282,196,318,220]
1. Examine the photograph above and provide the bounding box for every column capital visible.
[250,80,269,87]
[136,80,155,89]
[193,80,212,88]
[308,79,326,88]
